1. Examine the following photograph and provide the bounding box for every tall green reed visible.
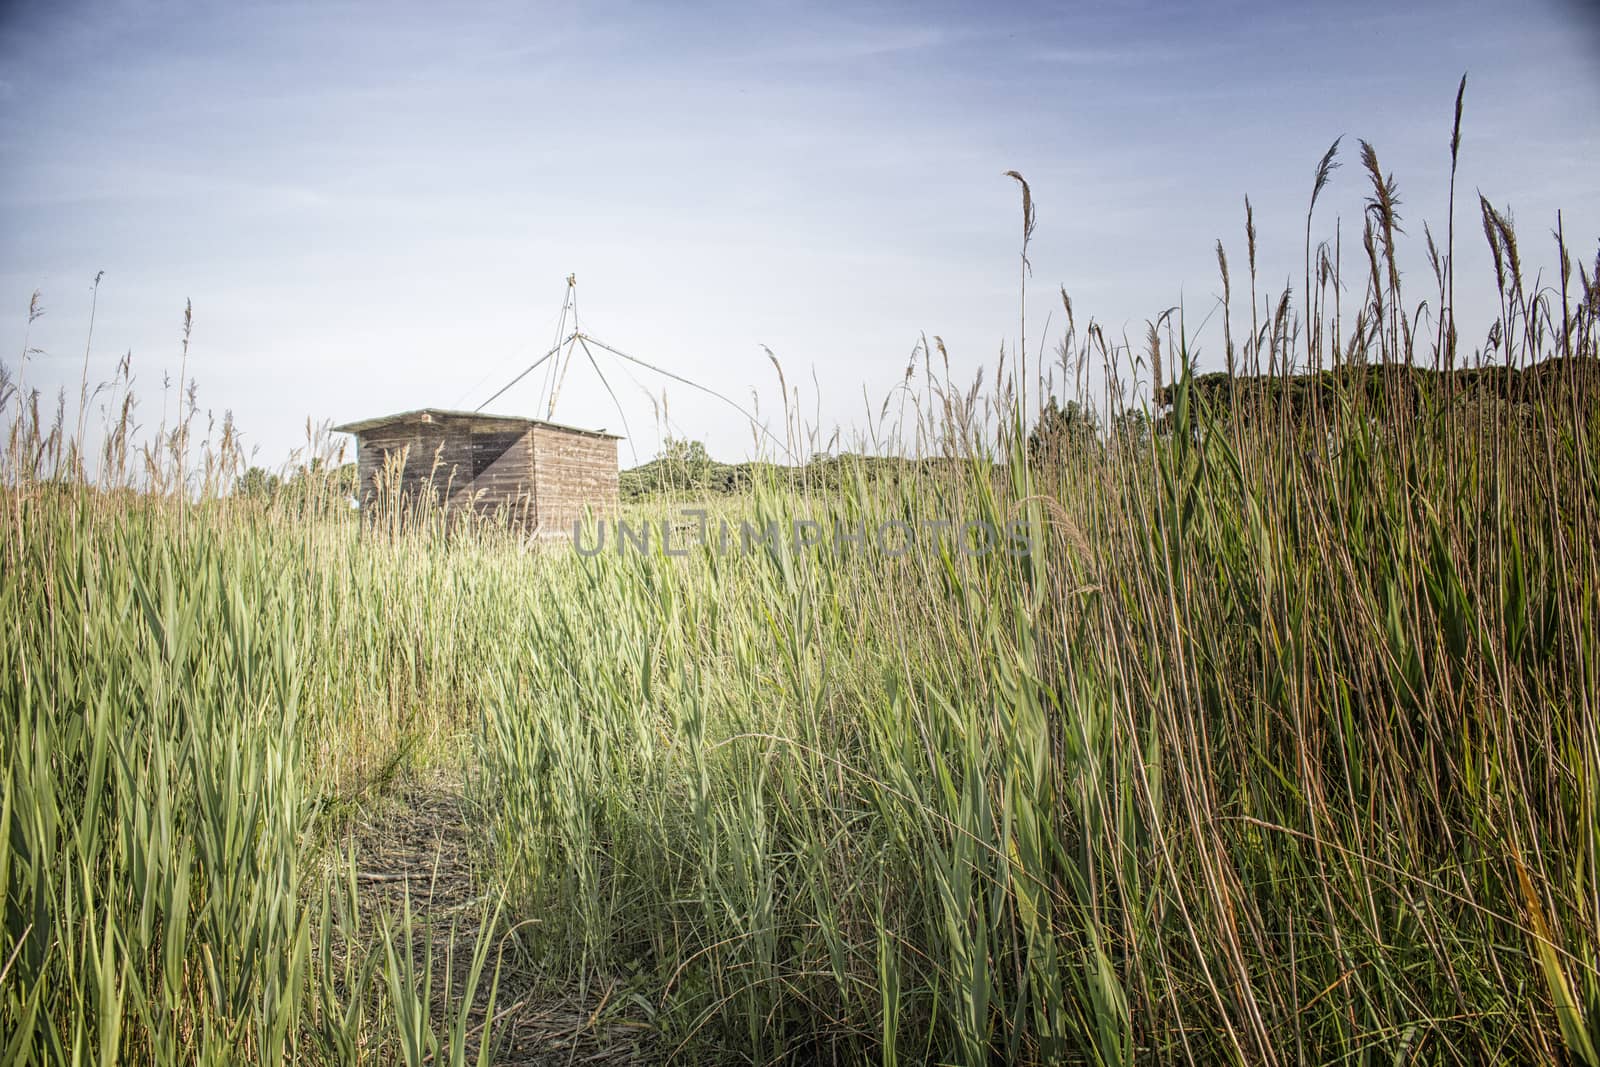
[3,95,1597,1066]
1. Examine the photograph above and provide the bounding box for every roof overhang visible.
[332,408,622,439]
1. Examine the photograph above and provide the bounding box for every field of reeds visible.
[3,111,1599,1064]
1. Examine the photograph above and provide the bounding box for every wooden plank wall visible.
[528,425,619,537]
[453,428,536,526]
[355,415,615,536]
[355,424,463,509]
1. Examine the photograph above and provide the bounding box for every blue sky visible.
[3,0,1597,467]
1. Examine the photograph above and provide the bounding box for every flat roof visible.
[332,408,622,439]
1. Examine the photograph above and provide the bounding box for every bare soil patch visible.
[343,773,655,1065]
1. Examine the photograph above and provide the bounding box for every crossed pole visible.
[475,278,795,460]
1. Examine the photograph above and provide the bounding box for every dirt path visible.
[346,775,654,1065]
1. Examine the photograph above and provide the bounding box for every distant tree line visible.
[235,459,357,515]
[619,358,1600,500]
[1154,355,1600,423]
[620,438,997,501]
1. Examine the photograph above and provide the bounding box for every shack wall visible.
[348,411,617,537]
[528,424,619,537]
[354,424,464,510]
[452,427,535,524]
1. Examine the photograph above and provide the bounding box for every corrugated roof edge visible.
[331,408,623,439]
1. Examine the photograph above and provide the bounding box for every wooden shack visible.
[333,408,620,537]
